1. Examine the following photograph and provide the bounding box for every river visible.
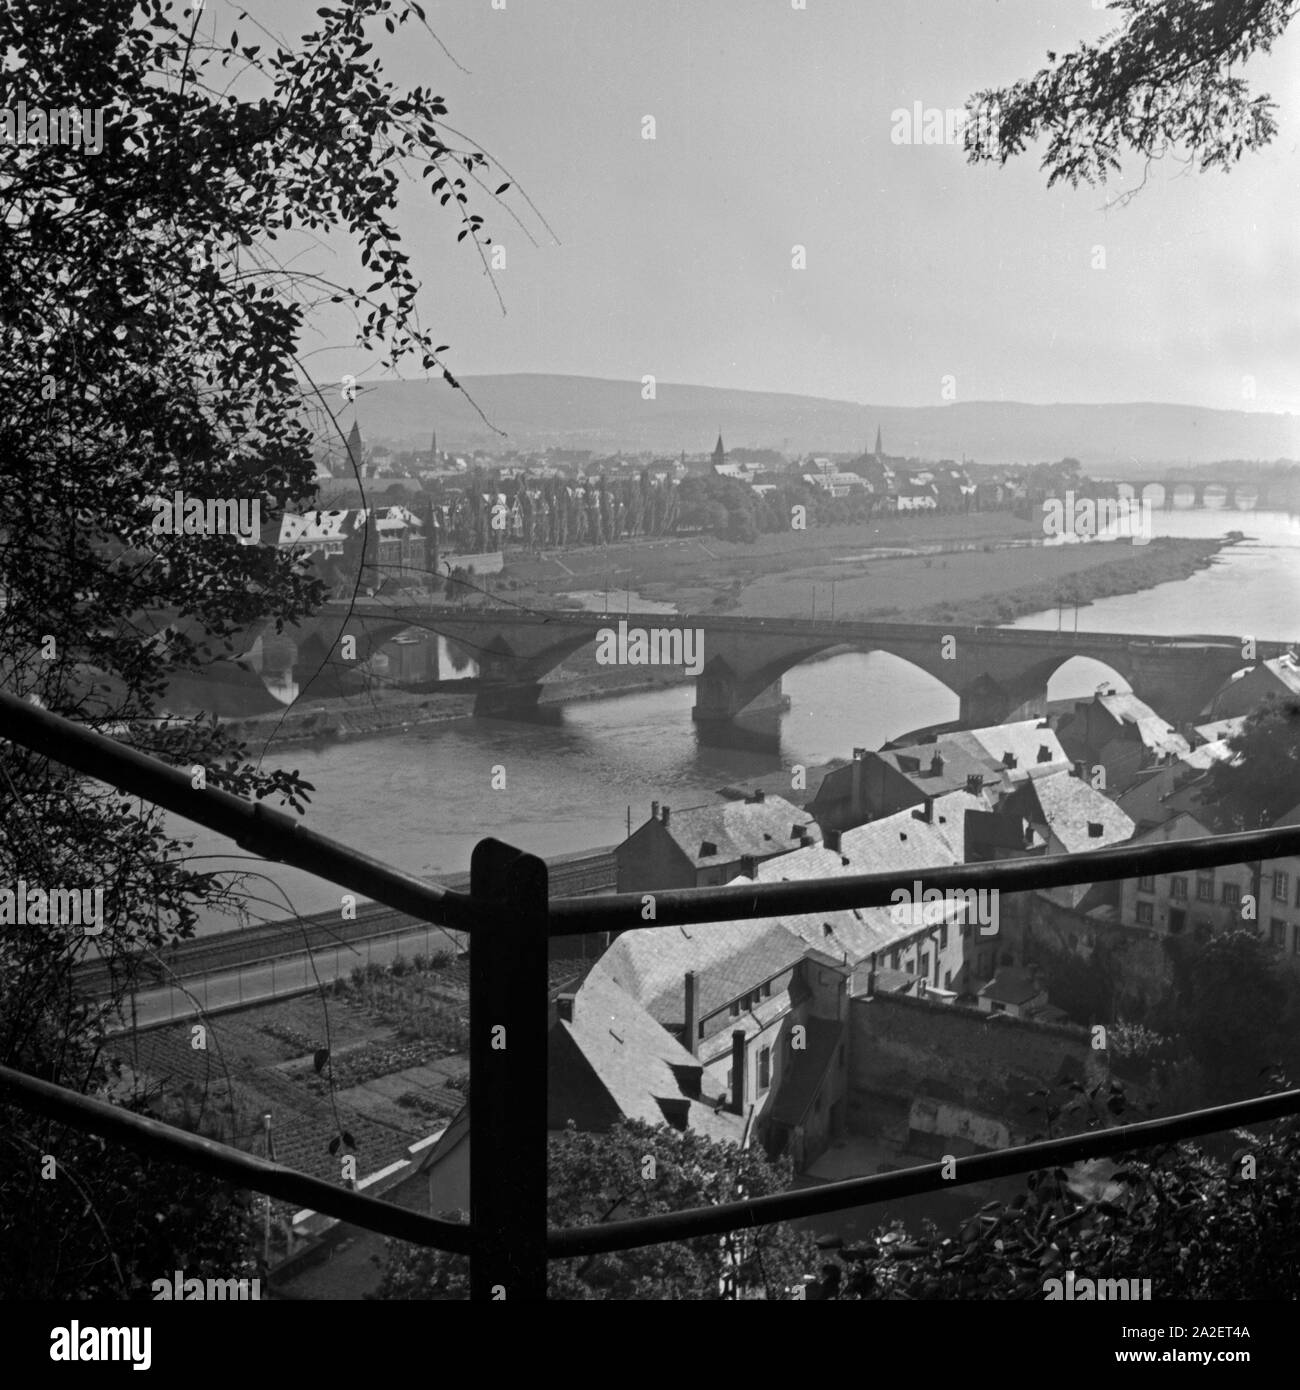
[174,510,1300,930]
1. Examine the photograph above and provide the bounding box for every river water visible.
[176,510,1300,930]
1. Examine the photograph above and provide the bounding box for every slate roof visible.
[872,742,994,799]
[590,917,809,1025]
[946,720,1071,779]
[1092,692,1191,759]
[754,794,981,963]
[659,796,820,866]
[1194,716,1247,744]
[1019,769,1135,854]
[550,970,743,1144]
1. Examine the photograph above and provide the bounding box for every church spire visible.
[712,431,725,466]
[874,425,883,459]
[345,420,364,475]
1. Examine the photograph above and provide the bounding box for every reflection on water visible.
[178,512,1298,930]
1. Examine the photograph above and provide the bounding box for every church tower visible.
[874,425,883,460]
[344,420,364,476]
[712,432,725,468]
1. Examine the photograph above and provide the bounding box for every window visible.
[944,970,953,990]
[1274,871,1290,903]
[1137,875,1155,893]
[1270,919,1286,949]
[1170,877,1188,901]
[891,949,900,971]
[1196,871,1214,902]
[920,952,930,980]
[1136,902,1154,925]
[758,1046,771,1092]
[939,922,948,950]
[1222,882,1240,906]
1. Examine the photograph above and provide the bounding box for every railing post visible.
[470,838,548,1301]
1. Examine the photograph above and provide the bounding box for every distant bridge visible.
[241,603,1296,730]
[1107,480,1279,510]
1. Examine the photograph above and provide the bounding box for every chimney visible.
[683,971,698,1056]
[824,828,842,853]
[965,773,983,796]
[661,806,671,828]
[912,796,934,824]
[1087,820,1104,839]
[740,854,758,878]
[555,993,576,1024]
[731,1030,747,1115]
[750,788,766,803]
[1002,751,1018,769]
[1037,744,1053,763]
[929,751,945,776]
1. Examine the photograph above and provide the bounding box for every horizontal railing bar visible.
[546,1086,1300,1258]
[0,1062,474,1256]
[0,690,485,934]
[547,825,1300,933]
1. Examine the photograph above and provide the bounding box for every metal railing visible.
[3,687,1300,1300]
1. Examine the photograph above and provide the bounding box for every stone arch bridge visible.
[269,602,1291,729]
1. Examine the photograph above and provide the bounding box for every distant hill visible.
[348,373,1300,468]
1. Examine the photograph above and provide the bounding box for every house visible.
[757,791,1000,998]
[1261,802,1300,964]
[588,916,849,1165]
[268,505,430,595]
[1118,811,1254,941]
[1055,689,1191,793]
[548,968,743,1143]
[977,967,1049,1020]
[811,719,1065,830]
[1206,652,1300,720]
[615,792,820,891]
[1003,766,1135,910]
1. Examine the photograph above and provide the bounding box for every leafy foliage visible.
[831,1075,1300,1300]
[372,1119,819,1300]
[0,0,515,1295]
[1203,697,1300,831]
[966,0,1294,190]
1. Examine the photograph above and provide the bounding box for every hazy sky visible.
[250,1,1300,414]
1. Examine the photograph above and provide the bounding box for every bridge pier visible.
[692,672,786,724]
[473,682,545,719]
[958,675,1048,729]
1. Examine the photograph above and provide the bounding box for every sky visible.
[237,0,1300,414]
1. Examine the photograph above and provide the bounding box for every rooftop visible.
[650,795,820,867]
[1016,769,1135,854]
